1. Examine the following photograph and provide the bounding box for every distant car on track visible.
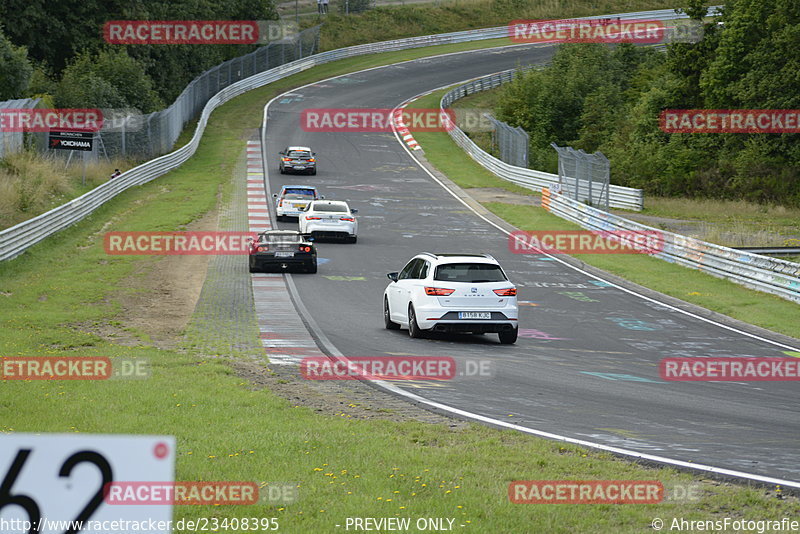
[278,146,316,175]
[249,230,317,273]
[273,185,323,221]
[298,200,358,243]
[383,253,518,344]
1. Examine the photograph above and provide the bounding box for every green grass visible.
[407,89,800,339]
[315,0,682,51]
[0,151,136,230]
[639,197,800,247]
[414,90,536,196]
[1,25,799,534]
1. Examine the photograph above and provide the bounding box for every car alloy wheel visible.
[408,305,425,339]
[384,298,400,330]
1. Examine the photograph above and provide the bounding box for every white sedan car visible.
[298,200,358,243]
[383,253,518,344]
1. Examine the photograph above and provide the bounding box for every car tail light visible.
[339,217,355,222]
[278,199,283,207]
[308,158,315,162]
[306,216,322,220]
[299,245,312,252]
[493,288,517,296]
[258,246,269,252]
[282,157,291,162]
[425,287,455,296]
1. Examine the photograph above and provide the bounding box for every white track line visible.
[259,45,800,489]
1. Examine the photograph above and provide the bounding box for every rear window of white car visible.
[287,151,311,158]
[434,263,507,283]
[313,203,348,213]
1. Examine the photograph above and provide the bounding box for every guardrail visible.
[541,189,800,303]
[734,247,800,257]
[441,73,653,210]
[0,7,714,262]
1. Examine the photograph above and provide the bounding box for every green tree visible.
[0,25,33,99]
[55,50,162,112]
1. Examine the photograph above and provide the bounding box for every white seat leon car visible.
[383,253,519,344]
[298,200,358,243]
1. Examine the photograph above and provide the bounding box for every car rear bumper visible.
[250,253,315,270]
[281,165,316,174]
[415,309,518,331]
[276,208,306,217]
[429,322,517,334]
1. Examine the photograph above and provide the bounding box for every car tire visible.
[279,166,285,174]
[349,236,357,244]
[248,261,259,274]
[384,298,400,330]
[310,168,317,176]
[498,327,518,345]
[305,261,317,274]
[408,305,426,339]
[277,215,285,222]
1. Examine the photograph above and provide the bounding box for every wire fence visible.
[25,27,321,162]
[0,98,40,158]
[486,114,528,168]
[551,143,610,211]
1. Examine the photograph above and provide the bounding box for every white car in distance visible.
[383,253,519,344]
[298,200,358,243]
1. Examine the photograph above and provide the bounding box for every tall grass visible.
[0,152,133,230]
[315,0,679,50]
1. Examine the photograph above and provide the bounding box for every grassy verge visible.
[314,0,681,50]
[410,88,800,339]
[1,29,798,534]
[0,152,136,230]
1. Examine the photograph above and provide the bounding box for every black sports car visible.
[248,230,317,273]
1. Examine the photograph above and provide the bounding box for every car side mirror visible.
[350,208,358,214]
[320,195,325,200]
[279,151,285,155]
[272,193,278,198]
[387,272,399,282]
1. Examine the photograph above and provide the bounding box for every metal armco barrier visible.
[0,7,714,262]
[541,189,800,303]
[441,69,645,211]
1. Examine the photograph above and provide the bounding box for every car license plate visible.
[294,204,306,210]
[459,312,491,320]
[293,165,305,169]
[275,251,294,258]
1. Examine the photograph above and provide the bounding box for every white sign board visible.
[0,434,175,534]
